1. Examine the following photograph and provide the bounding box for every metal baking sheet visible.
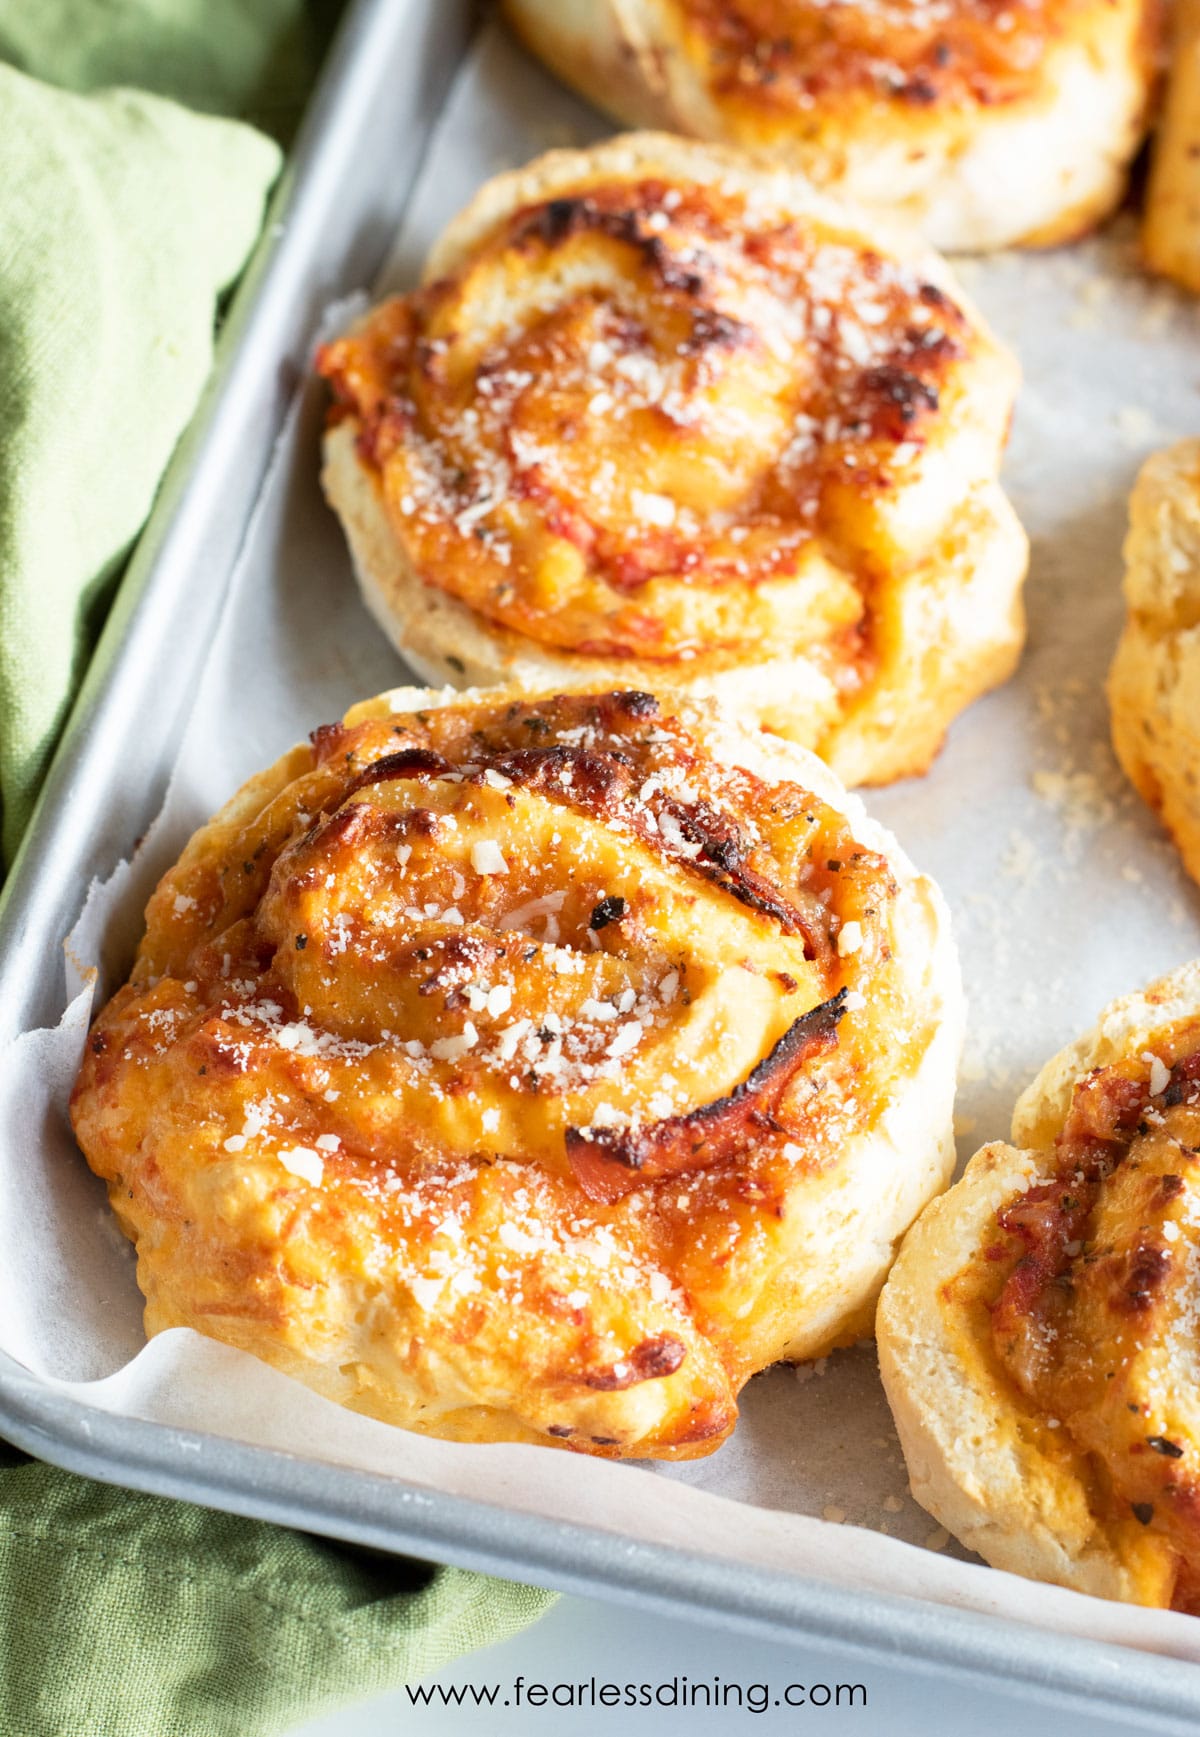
[3,0,1200,1726]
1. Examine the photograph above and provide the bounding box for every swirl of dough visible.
[72,685,961,1458]
[502,1,1158,252]
[317,135,1027,786]
[879,961,1200,1610]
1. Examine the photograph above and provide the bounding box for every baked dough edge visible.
[878,962,1200,1605]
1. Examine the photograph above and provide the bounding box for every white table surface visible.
[290,1591,1149,1737]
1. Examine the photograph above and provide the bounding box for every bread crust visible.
[318,133,1027,788]
[72,683,963,1458]
[1142,0,1200,292]
[878,961,1200,1608]
[502,0,1158,253]
[1110,439,1200,887]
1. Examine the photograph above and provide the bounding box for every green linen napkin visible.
[0,61,281,865]
[0,0,338,867]
[0,3,556,1731]
[0,0,343,140]
[0,1444,552,1737]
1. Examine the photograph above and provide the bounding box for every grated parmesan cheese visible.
[431,1022,479,1062]
[278,1146,324,1186]
[836,920,863,958]
[471,840,508,875]
[630,489,676,527]
[1143,1052,1170,1097]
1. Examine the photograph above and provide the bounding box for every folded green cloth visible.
[0,4,555,1732]
[0,0,338,867]
[0,0,343,140]
[0,1444,552,1737]
[0,62,281,866]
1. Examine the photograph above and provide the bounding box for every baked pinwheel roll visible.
[502,2,1158,253]
[72,684,962,1459]
[317,135,1027,788]
[879,962,1200,1610]
[1110,440,1200,888]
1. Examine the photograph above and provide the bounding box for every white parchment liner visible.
[6,21,1200,1662]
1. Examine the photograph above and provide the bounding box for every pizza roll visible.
[502,1,1158,253]
[1143,0,1200,294]
[1110,439,1200,888]
[316,134,1028,789]
[72,684,962,1459]
[879,962,1200,1610]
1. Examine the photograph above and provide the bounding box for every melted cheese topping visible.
[317,165,1010,677]
[70,688,930,1459]
[670,0,1153,119]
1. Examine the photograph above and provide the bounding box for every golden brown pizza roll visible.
[879,961,1200,1610]
[1110,439,1200,887]
[72,684,962,1459]
[502,1,1159,253]
[316,134,1028,789]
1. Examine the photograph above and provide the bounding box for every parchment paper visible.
[6,20,1200,1660]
